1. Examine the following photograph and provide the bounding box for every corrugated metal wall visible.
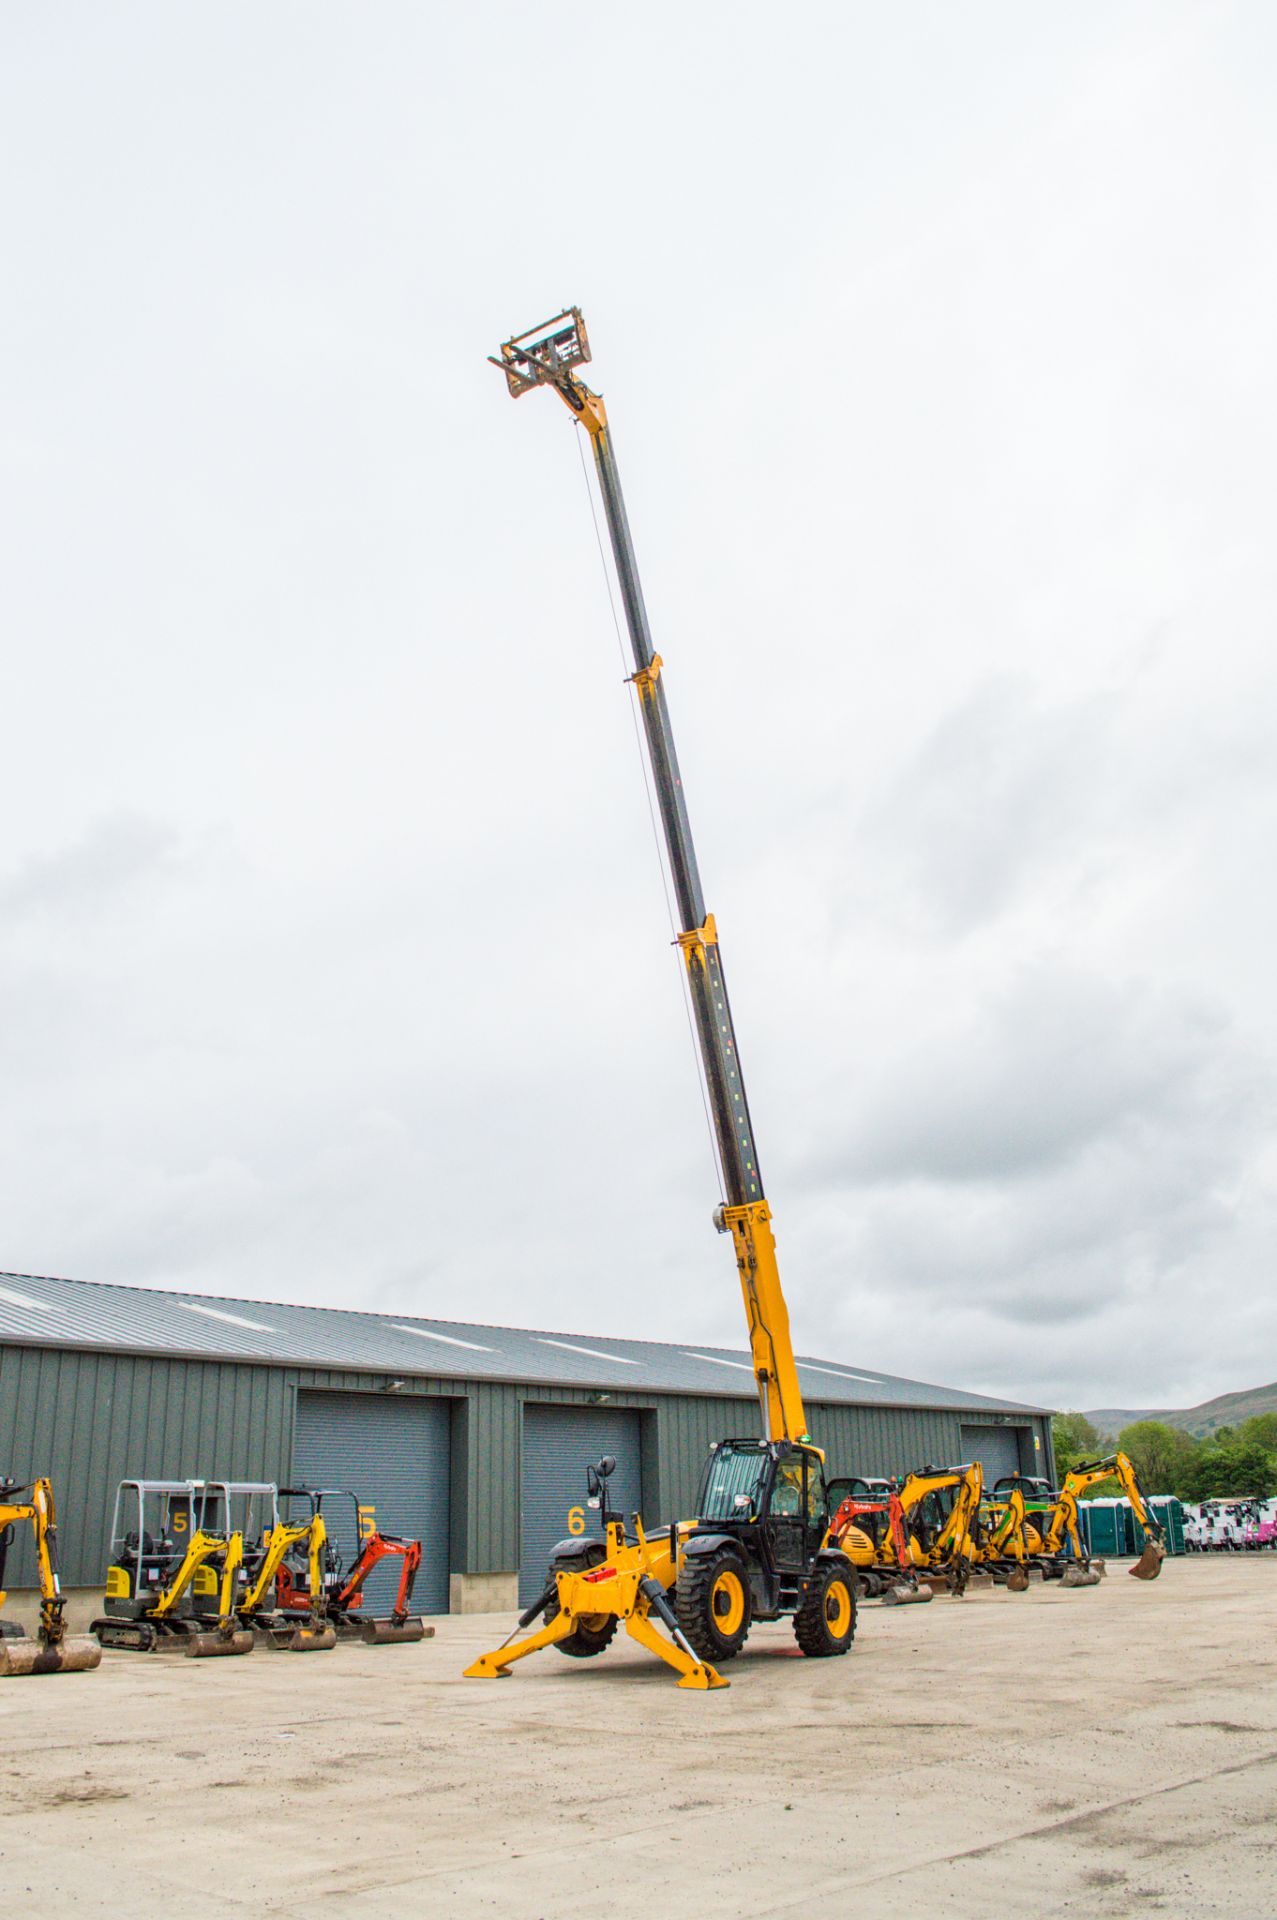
[0,1341,1053,1594]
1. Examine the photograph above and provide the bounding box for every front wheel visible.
[675,1547,753,1662]
[546,1597,620,1658]
[794,1558,856,1657]
[545,1546,620,1658]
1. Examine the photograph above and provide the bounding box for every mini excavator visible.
[0,1476,102,1675]
[92,1480,253,1656]
[466,311,857,1691]
[836,1465,985,1596]
[1037,1454,1165,1584]
[229,1484,337,1651]
[829,1478,933,1605]
[272,1487,431,1645]
[973,1481,1031,1590]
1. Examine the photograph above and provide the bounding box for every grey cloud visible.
[824,965,1248,1185]
[0,814,186,924]
[863,677,1121,934]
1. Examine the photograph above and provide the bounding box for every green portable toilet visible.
[1148,1496,1184,1554]
[1080,1501,1128,1557]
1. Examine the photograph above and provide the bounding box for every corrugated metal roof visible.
[0,1270,1047,1416]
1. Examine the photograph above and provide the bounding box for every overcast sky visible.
[2,4,1274,1413]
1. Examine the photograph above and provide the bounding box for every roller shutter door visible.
[293,1391,451,1615]
[520,1405,643,1605]
[959,1423,1022,1489]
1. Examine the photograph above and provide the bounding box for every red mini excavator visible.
[272,1488,433,1646]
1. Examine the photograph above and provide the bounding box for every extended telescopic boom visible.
[491,309,808,1446]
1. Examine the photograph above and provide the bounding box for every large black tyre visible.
[544,1544,621,1659]
[675,1547,753,1663]
[546,1595,621,1658]
[793,1558,856,1657]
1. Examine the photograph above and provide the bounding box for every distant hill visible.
[1085,1381,1277,1440]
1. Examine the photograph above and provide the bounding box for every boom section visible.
[492,310,808,1445]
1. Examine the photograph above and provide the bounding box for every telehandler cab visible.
[0,1476,102,1675]
[466,310,857,1691]
[92,1480,253,1656]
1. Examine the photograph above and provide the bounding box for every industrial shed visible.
[0,1271,1053,1610]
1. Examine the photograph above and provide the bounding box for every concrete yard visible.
[2,1558,1274,1919]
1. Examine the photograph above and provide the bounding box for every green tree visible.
[1239,1413,1277,1452]
[1186,1440,1277,1501]
[1116,1420,1200,1496]
[1051,1411,1107,1481]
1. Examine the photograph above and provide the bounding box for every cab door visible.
[767,1450,828,1575]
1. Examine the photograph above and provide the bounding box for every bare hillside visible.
[1085,1381,1277,1439]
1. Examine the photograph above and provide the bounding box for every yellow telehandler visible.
[0,1476,102,1676]
[465,309,857,1691]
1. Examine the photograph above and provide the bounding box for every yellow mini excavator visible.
[1036,1454,1165,1585]
[466,310,858,1691]
[892,1465,985,1594]
[231,1485,337,1651]
[972,1483,1031,1591]
[827,1478,933,1604]
[92,1480,253,1655]
[0,1476,102,1676]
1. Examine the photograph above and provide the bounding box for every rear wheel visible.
[794,1559,856,1657]
[675,1548,753,1662]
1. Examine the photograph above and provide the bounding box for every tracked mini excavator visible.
[0,1476,102,1675]
[92,1480,253,1656]
[1032,1454,1165,1585]
[272,1487,431,1645]
[465,310,857,1691]
[828,1478,933,1605]
[225,1483,337,1651]
[833,1464,985,1596]
[972,1481,1032,1590]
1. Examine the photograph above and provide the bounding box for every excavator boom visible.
[0,1477,101,1676]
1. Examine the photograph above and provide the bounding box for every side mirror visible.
[597,1456,617,1479]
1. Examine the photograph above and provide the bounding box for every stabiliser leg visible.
[624,1609,726,1689]
[464,1606,577,1677]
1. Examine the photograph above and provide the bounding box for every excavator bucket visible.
[0,1631,102,1676]
[1060,1563,1102,1589]
[184,1629,254,1658]
[1006,1567,1029,1593]
[355,1616,432,1646]
[881,1580,932,1606]
[262,1621,337,1652]
[1129,1540,1165,1581]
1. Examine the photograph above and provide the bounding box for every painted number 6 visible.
[567,1507,586,1535]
